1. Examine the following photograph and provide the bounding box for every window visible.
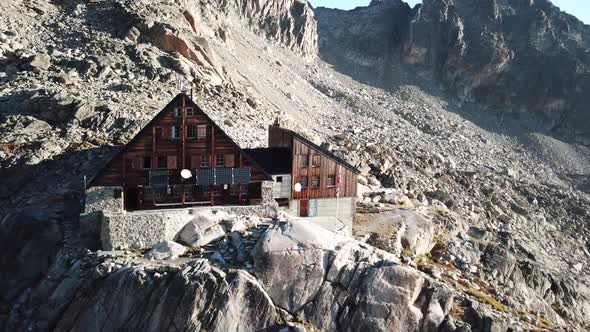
[300,176,308,188]
[157,156,167,169]
[225,154,235,167]
[141,156,151,169]
[201,155,210,168]
[312,155,321,168]
[167,156,177,169]
[301,155,309,168]
[327,175,336,187]
[113,189,122,199]
[216,154,225,167]
[311,176,320,189]
[197,125,207,140]
[174,108,182,117]
[276,176,283,183]
[186,108,194,116]
[187,125,197,138]
[171,126,181,139]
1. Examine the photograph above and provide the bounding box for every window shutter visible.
[225,154,235,168]
[167,156,178,169]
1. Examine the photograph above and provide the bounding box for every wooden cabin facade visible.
[88,93,271,211]
[248,125,359,219]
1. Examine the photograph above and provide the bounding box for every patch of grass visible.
[418,252,433,260]
[292,316,321,332]
[537,317,553,329]
[464,287,508,313]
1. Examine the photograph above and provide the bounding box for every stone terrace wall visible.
[102,204,277,250]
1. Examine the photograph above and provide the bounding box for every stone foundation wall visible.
[102,204,277,250]
[84,186,124,215]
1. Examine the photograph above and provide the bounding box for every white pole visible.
[336,165,341,221]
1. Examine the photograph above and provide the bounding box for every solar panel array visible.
[233,168,251,184]
[196,169,215,186]
[149,170,169,187]
[195,168,251,186]
[215,168,233,185]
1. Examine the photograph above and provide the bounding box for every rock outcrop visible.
[253,219,454,331]
[315,0,590,145]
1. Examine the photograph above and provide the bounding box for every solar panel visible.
[149,170,169,187]
[196,169,215,186]
[195,168,251,186]
[234,168,251,184]
[216,168,232,185]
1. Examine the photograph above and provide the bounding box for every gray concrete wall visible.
[271,174,292,199]
[315,197,355,219]
[288,197,355,219]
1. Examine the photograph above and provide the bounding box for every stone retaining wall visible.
[102,204,276,250]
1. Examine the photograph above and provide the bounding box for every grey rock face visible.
[315,0,590,144]
[6,256,280,332]
[253,220,454,331]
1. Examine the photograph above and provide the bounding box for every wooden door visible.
[299,199,309,217]
[124,187,139,211]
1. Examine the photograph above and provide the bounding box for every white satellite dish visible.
[294,183,302,192]
[181,169,192,179]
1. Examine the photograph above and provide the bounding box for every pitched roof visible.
[272,126,361,174]
[243,148,292,175]
[88,93,272,187]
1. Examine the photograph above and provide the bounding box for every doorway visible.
[124,188,139,211]
[299,199,309,217]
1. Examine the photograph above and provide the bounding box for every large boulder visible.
[177,214,227,247]
[395,209,436,256]
[144,241,186,260]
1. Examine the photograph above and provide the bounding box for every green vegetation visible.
[464,287,508,313]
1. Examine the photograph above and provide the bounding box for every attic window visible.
[301,155,309,168]
[174,108,182,117]
[172,126,182,139]
[312,154,321,168]
[197,125,207,140]
[186,108,194,116]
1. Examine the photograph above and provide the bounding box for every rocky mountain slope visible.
[1,0,590,331]
[316,0,590,145]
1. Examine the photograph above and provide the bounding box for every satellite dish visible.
[181,169,192,179]
[294,183,302,192]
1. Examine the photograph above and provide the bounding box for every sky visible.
[309,0,590,24]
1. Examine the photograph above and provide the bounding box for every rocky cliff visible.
[1,0,590,331]
[315,0,590,145]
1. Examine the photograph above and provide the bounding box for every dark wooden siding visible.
[91,95,269,188]
[268,125,293,149]
[291,138,357,200]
